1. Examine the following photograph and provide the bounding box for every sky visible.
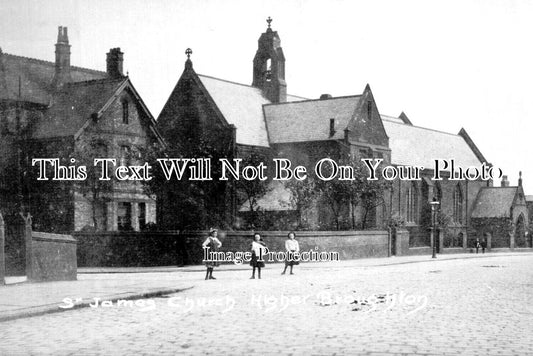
[1,0,532,193]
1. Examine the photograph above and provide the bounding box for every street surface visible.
[1,254,532,355]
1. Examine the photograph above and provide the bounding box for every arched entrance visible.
[515,214,526,248]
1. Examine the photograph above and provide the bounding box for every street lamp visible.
[430,197,440,259]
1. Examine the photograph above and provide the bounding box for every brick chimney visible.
[52,26,71,88]
[501,175,509,187]
[106,48,124,78]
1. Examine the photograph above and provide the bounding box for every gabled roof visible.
[32,77,127,139]
[0,53,106,105]
[471,187,519,218]
[264,95,361,144]
[381,115,482,168]
[196,74,306,147]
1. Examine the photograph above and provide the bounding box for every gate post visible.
[0,213,5,285]
[20,213,32,281]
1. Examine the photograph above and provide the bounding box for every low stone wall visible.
[31,232,77,281]
[75,230,408,267]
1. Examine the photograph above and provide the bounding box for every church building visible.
[157,18,529,251]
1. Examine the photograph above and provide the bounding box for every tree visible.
[286,176,317,229]
[233,151,272,228]
[73,137,114,231]
[315,155,388,230]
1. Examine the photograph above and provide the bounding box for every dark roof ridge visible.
[264,94,362,107]
[479,186,518,190]
[381,116,462,138]
[2,52,106,75]
[65,77,126,86]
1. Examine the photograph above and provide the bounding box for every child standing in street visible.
[250,233,267,279]
[282,231,300,275]
[202,228,222,280]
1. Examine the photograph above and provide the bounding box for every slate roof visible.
[32,78,127,139]
[197,74,306,147]
[381,116,482,168]
[264,95,361,144]
[0,53,107,105]
[471,187,518,218]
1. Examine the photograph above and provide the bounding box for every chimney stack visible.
[518,171,523,187]
[106,48,124,78]
[52,26,71,88]
[501,175,509,187]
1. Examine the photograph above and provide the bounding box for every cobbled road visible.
[1,254,532,355]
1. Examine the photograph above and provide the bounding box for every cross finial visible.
[185,48,192,59]
[267,16,272,28]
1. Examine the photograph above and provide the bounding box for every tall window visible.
[122,101,129,124]
[138,202,146,230]
[120,145,131,166]
[117,202,132,231]
[406,182,418,223]
[453,184,463,224]
[367,101,372,120]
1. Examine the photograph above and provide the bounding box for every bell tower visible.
[252,17,287,103]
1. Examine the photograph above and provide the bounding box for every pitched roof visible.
[32,78,127,139]
[197,74,306,147]
[471,187,518,218]
[381,116,482,168]
[0,53,107,105]
[264,95,361,144]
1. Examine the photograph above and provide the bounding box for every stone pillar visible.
[463,230,468,250]
[510,231,515,250]
[107,202,117,231]
[21,213,33,281]
[0,214,5,285]
[132,203,140,232]
[487,232,492,251]
[438,229,444,253]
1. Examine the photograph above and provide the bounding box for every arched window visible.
[265,58,272,81]
[434,181,442,203]
[406,182,418,223]
[122,100,129,124]
[453,184,463,224]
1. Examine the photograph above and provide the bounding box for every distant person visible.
[282,231,300,275]
[202,228,222,280]
[481,238,487,254]
[250,233,267,279]
[475,238,481,254]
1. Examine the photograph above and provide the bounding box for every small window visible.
[367,101,372,120]
[122,101,129,124]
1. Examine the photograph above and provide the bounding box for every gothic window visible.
[453,184,463,224]
[406,182,418,223]
[122,101,129,124]
[367,101,372,120]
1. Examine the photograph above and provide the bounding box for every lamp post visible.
[430,197,440,259]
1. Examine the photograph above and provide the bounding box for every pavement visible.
[0,251,532,355]
[0,251,529,322]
